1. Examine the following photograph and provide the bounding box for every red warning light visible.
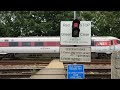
[74,23,78,28]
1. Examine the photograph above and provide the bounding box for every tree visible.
[0,11,120,38]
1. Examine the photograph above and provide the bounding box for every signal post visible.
[60,18,91,79]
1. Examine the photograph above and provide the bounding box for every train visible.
[0,36,120,59]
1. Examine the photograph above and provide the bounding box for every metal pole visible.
[74,11,76,19]
[73,11,77,60]
[73,11,77,48]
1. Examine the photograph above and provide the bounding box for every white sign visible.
[60,21,91,45]
[60,47,91,62]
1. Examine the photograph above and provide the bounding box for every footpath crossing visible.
[30,59,66,79]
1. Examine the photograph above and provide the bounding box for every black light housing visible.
[72,19,80,37]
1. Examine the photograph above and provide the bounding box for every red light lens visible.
[74,23,78,27]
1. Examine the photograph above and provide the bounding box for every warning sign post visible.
[60,20,91,62]
[60,21,91,45]
[60,46,91,62]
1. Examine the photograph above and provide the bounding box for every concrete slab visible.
[30,59,66,79]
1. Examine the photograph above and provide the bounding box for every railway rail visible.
[0,59,111,79]
[0,60,51,65]
[0,74,111,79]
[0,60,110,69]
[0,59,110,64]
[0,68,111,79]
[0,58,111,61]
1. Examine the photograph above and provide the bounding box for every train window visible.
[22,42,31,46]
[117,40,120,44]
[9,42,18,46]
[111,40,113,45]
[44,42,58,46]
[91,40,94,46]
[116,40,119,44]
[35,42,43,46]
[118,40,120,44]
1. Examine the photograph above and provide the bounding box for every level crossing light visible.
[72,19,80,37]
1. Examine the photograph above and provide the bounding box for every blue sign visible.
[67,64,84,79]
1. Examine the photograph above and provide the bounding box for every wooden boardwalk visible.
[30,59,66,79]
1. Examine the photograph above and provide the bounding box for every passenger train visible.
[0,36,120,59]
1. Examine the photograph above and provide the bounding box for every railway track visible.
[0,59,111,79]
[0,68,111,79]
[1,56,111,61]
[0,59,110,64]
[0,60,51,65]
[0,60,110,69]
[0,74,111,79]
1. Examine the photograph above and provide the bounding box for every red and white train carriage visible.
[0,36,120,59]
[91,36,120,58]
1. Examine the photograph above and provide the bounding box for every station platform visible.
[30,59,66,79]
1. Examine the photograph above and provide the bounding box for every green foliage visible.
[0,11,120,38]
